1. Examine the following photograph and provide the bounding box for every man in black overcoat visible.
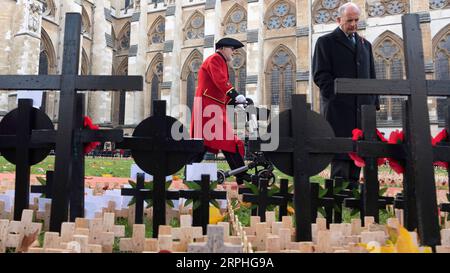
[312,2,379,189]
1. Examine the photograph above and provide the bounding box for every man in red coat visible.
[190,38,251,184]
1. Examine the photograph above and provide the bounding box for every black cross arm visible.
[238,187,253,195]
[307,138,353,154]
[179,189,201,199]
[116,137,204,152]
[166,190,180,200]
[356,142,407,159]
[210,190,227,200]
[426,80,450,96]
[335,78,411,95]
[318,197,335,207]
[344,198,389,209]
[77,129,123,143]
[433,145,450,162]
[75,76,143,91]
[0,75,61,90]
[273,192,294,201]
[121,188,152,197]
[335,78,450,97]
[0,131,55,149]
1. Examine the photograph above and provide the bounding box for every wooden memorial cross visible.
[335,14,447,246]
[238,175,259,216]
[242,176,283,222]
[249,94,345,241]
[187,225,242,253]
[310,182,334,226]
[343,183,394,225]
[273,179,293,221]
[0,13,143,231]
[121,173,152,224]
[116,100,203,238]
[0,99,54,220]
[179,174,226,234]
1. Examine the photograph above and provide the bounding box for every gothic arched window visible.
[367,0,408,17]
[185,12,205,41]
[146,54,164,112]
[117,23,131,51]
[223,4,247,35]
[81,48,90,75]
[430,0,450,9]
[373,32,405,125]
[265,1,296,30]
[266,46,296,111]
[182,50,203,110]
[434,26,450,122]
[39,28,56,116]
[313,0,348,25]
[228,49,247,95]
[148,16,165,46]
[81,7,91,37]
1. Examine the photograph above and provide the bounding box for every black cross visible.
[31,170,54,199]
[326,177,354,224]
[121,173,152,224]
[242,176,283,222]
[335,14,445,246]
[180,174,227,234]
[238,175,260,216]
[273,179,293,221]
[116,100,203,237]
[343,183,394,225]
[0,99,54,220]
[310,182,334,226]
[0,13,143,231]
[249,95,354,241]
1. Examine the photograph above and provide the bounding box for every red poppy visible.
[386,130,405,174]
[432,129,449,169]
[83,116,101,154]
[348,128,387,168]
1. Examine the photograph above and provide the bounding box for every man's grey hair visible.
[338,2,361,17]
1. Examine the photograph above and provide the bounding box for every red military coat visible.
[190,52,244,156]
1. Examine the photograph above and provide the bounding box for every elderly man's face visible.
[337,6,360,36]
[221,47,236,62]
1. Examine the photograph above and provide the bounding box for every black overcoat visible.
[313,27,379,142]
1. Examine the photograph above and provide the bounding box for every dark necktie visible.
[348,34,356,47]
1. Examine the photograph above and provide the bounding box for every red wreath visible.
[386,130,405,174]
[83,116,101,154]
[350,128,450,173]
[432,129,449,169]
[348,128,387,168]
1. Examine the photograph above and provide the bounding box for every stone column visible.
[203,0,221,60]
[125,0,147,125]
[246,0,264,106]
[162,1,182,117]
[88,0,114,124]
[7,0,43,111]
[295,0,310,98]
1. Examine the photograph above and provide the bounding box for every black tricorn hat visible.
[215,37,244,50]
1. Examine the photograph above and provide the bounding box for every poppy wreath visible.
[83,116,101,154]
[348,128,405,174]
[350,128,450,173]
[348,128,388,168]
